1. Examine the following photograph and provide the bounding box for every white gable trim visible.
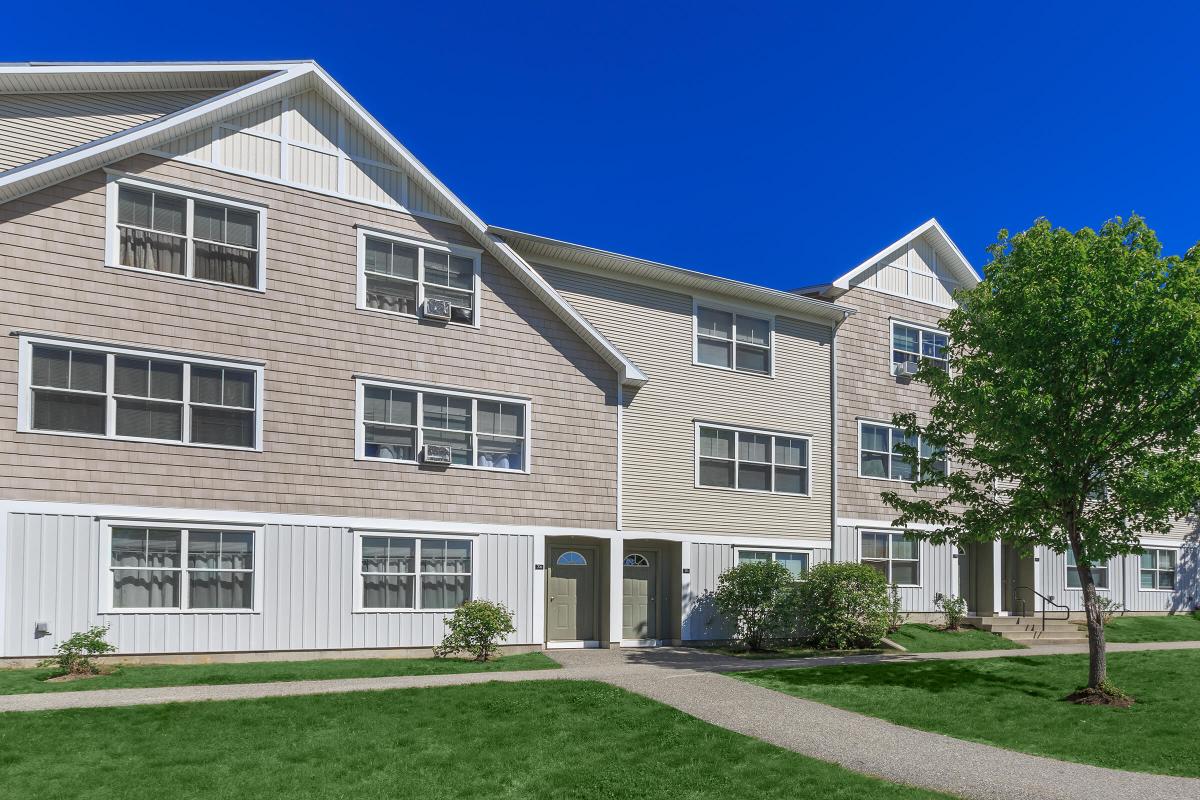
[832,218,979,291]
[0,61,647,388]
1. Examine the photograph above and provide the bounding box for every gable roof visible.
[799,218,979,299]
[493,226,853,324]
[0,61,647,388]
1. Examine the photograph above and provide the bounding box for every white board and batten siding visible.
[2,513,536,658]
[683,542,830,641]
[851,233,960,308]
[834,525,954,612]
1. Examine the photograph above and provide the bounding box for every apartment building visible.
[0,61,1194,661]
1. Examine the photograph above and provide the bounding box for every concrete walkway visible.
[3,641,1199,800]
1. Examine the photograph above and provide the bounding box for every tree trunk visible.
[1068,536,1107,689]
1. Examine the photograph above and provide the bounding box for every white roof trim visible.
[492,226,853,324]
[831,218,979,291]
[0,61,646,388]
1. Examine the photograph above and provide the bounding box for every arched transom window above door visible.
[623,553,650,567]
[556,551,588,566]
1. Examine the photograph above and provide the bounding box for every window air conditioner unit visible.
[903,361,919,376]
[422,444,453,465]
[423,297,452,320]
[891,361,908,376]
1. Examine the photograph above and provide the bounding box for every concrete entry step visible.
[966,615,1088,645]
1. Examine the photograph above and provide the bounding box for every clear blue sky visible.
[8,2,1199,289]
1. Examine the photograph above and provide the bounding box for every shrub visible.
[933,593,968,630]
[1094,596,1124,626]
[713,560,800,651]
[795,563,890,649]
[886,583,904,633]
[38,625,116,676]
[433,600,516,661]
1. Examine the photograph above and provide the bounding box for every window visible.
[358,535,472,610]
[1139,548,1176,590]
[695,305,772,374]
[861,531,921,585]
[357,380,529,471]
[357,229,480,324]
[106,524,257,612]
[106,175,265,291]
[1066,550,1109,590]
[623,553,650,567]
[738,549,810,579]
[859,422,944,482]
[557,551,588,566]
[891,322,948,374]
[20,337,262,450]
[697,424,809,494]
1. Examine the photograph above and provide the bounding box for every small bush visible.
[886,584,904,633]
[933,593,968,630]
[1094,596,1124,626]
[38,625,116,676]
[795,563,890,650]
[433,600,516,661]
[713,560,800,651]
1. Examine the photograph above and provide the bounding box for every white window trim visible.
[352,531,477,613]
[16,334,265,453]
[889,319,949,374]
[354,377,532,474]
[691,298,776,378]
[1137,546,1178,593]
[858,528,922,588]
[103,171,269,293]
[857,419,945,483]
[694,420,811,497]
[98,519,263,614]
[355,226,482,328]
[734,546,813,577]
[1065,550,1112,592]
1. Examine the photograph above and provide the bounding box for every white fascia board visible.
[831,218,980,291]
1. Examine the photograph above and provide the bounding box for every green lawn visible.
[0,652,557,695]
[888,623,1025,652]
[1103,612,1200,642]
[736,649,1200,777]
[0,680,948,799]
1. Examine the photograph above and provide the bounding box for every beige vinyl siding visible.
[0,154,617,527]
[536,262,832,538]
[836,284,955,521]
[0,91,221,172]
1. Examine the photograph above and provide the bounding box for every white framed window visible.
[696,422,809,495]
[1138,548,1177,591]
[104,173,268,292]
[860,531,921,586]
[17,335,264,451]
[858,420,945,482]
[356,227,481,326]
[353,533,474,611]
[1139,548,1177,590]
[99,521,261,613]
[1066,550,1109,590]
[693,301,773,375]
[890,320,948,374]
[355,378,530,472]
[736,548,811,579]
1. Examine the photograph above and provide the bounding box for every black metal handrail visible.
[1015,585,1070,631]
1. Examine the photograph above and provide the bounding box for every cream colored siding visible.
[0,90,221,172]
[536,263,832,539]
[0,155,617,526]
[2,512,537,657]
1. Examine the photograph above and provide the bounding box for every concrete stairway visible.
[965,615,1088,646]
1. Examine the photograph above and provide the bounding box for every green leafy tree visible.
[883,217,1200,700]
[713,560,800,651]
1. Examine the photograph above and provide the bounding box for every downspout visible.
[616,383,623,531]
[830,308,851,560]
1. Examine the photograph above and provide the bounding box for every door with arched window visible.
[622,550,658,640]
[547,546,597,641]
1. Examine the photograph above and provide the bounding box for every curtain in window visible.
[120,228,186,275]
[111,528,181,608]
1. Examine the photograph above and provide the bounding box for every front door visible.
[622,550,657,640]
[547,546,596,641]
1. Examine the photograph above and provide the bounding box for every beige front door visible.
[622,550,657,640]
[547,546,597,641]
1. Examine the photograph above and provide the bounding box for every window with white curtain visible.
[861,531,921,585]
[356,380,528,471]
[694,305,772,374]
[19,336,262,450]
[108,524,257,611]
[357,229,481,324]
[106,176,266,291]
[358,535,472,610]
[697,423,809,494]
